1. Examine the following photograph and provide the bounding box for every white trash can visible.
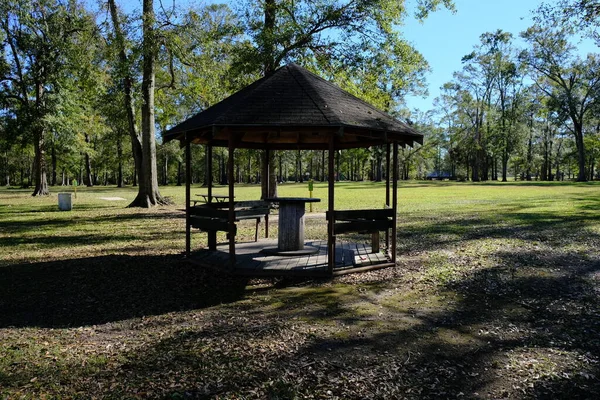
[58,193,72,211]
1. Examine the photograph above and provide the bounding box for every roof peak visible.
[163,62,422,149]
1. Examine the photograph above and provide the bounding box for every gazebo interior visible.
[164,63,423,277]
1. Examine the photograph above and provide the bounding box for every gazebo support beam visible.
[207,144,213,203]
[385,143,391,251]
[327,134,336,274]
[185,133,191,258]
[228,135,236,270]
[392,141,399,263]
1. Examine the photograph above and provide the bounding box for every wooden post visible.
[185,134,191,258]
[385,143,391,251]
[228,135,236,270]
[207,144,213,203]
[392,141,399,263]
[265,148,270,198]
[206,143,217,249]
[327,134,336,274]
[264,148,270,238]
[371,232,380,253]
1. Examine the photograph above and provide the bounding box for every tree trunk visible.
[321,150,325,181]
[32,125,49,196]
[108,0,147,202]
[133,162,137,186]
[299,150,303,183]
[163,153,168,185]
[32,80,49,196]
[501,150,508,182]
[117,136,124,187]
[526,119,533,181]
[574,124,587,182]
[51,143,57,186]
[259,0,278,199]
[129,0,167,207]
[177,160,182,186]
[84,133,93,186]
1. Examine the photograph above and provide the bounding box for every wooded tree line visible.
[432,0,600,182]
[0,0,596,207]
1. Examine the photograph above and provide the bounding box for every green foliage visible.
[232,0,453,110]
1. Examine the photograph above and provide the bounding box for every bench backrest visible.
[326,208,394,234]
[190,200,269,219]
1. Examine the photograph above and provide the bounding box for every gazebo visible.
[164,63,423,277]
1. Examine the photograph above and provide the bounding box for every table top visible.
[196,194,231,198]
[265,197,321,203]
[195,194,233,202]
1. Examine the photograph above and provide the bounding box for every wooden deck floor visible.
[188,239,393,277]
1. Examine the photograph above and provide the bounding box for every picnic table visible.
[192,194,234,206]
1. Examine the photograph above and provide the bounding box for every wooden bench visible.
[326,208,394,252]
[189,200,270,250]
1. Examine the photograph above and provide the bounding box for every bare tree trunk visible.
[4,151,10,187]
[128,0,167,206]
[574,124,587,182]
[259,0,278,199]
[117,135,123,187]
[84,133,93,186]
[51,142,57,186]
[32,81,49,196]
[501,150,508,182]
[177,160,182,186]
[108,0,149,202]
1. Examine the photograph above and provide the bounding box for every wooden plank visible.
[326,209,394,221]
[189,206,228,218]
[334,220,392,234]
[190,217,230,232]
[332,262,396,276]
[235,200,268,208]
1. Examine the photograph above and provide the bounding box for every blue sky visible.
[401,0,597,112]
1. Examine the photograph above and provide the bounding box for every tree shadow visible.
[0,255,248,328]
[397,204,600,255]
[0,209,183,236]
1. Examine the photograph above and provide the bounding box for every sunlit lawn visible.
[1,180,599,398]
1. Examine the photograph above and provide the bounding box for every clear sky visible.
[401,0,597,112]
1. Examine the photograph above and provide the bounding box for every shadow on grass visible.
[398,204,600,255]
[0,254,248,328]
[0,209,183,236]
[88,248,600,398]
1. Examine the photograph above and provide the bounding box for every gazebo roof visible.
[163,63,423,150]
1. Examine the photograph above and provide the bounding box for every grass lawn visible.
[1,181,600,399]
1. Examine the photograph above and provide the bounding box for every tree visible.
[127,0,167,206]
[106,0,144,194]
[0,0,91,196]
[538,0,600,45]
[234,0,455,198]
[520,26,600,181]
[107,0,167,206]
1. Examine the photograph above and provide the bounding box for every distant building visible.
[426,171,455,180]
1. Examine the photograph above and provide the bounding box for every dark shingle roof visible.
[163,63,423,149]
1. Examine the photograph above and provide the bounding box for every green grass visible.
[1,180,600,398]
